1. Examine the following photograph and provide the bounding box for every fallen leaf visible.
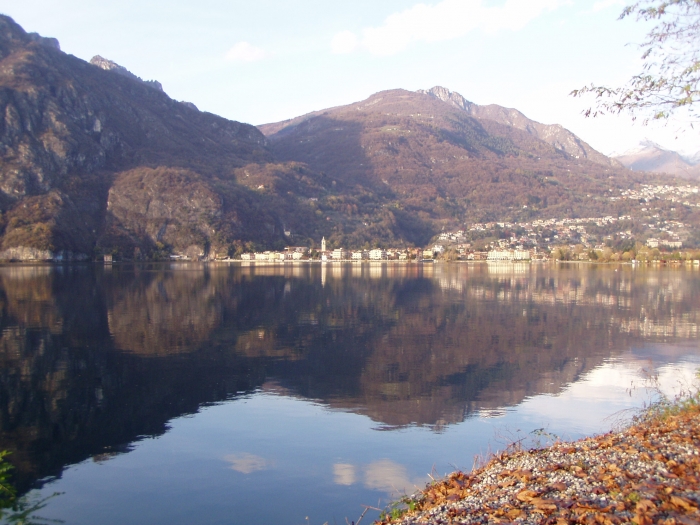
[635,499,656,512]
[669,495,697,512]
[516,489,539,502]
[531,498,557,511]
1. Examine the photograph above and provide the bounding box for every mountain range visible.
[612,141,700,180]
[0,15,690,260]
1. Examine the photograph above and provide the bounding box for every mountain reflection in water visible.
[0,262,698,497]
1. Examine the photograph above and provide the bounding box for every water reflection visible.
[0,263,698,495]
[362,459,425,494]
[333,463,357,486]
[224,454,271,474]
[332,459,426,495]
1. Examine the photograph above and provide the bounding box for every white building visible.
[662,240,683,249]
[513,249,531,261]
[487,249,514,261]
[369,249,386,260]
[332,248,348,260]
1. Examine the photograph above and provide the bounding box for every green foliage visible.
[0,451,16,510]
[378,497,418,522]
[0,451,62,525]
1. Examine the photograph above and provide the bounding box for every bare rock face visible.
[102,167,224,257]
[0,246,55,261]
[0,15,295,260]
[416,85,474,112]
[89,55,164,92]
[418,86,621,168]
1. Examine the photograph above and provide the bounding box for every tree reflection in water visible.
[0,262,698,495]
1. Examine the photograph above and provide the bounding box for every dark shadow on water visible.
[0,262,698,492]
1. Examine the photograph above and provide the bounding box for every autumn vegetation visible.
[375,387,700,524]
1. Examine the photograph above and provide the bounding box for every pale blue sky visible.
[2,0,698,155]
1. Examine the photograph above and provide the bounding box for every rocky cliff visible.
[0,15,329,260]
[418,86,621,168]
[89,55,164,92]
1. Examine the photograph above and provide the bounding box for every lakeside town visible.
[201,182,700,264]
[227,230,700,263]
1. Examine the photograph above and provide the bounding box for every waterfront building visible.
[487,249,513,261]
[369,249,387,260]
[332,248,349,260]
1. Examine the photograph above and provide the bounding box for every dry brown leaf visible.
[516,489,538,502]
[635,499,656,512]
[669,495,697,512]
[531,498,557,511]
[633,514,653,525]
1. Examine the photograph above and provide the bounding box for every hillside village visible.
[209,182,700,264]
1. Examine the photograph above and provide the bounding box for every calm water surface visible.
[1,262,699,525]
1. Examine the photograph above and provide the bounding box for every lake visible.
[1,262,698,525]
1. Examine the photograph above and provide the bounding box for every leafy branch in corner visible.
[0,451,63,525]
[572,0,700,123]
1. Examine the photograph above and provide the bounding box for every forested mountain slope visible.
[0,15,693,258]
[259,88,669,248]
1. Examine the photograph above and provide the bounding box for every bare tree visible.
[572,0,700,124]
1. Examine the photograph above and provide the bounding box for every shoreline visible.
[375,400,700,524]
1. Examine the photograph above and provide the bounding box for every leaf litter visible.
[374,402,700,524]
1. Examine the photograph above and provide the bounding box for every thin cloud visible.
[332,0,566,57]
[225,42,267,63]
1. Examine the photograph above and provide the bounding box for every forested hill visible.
[0,15,332,260]
[0,15,695,259]
[259,88,683,248]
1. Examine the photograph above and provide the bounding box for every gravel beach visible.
[375,402,700,525]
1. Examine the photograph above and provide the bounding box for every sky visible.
[2,0,699,156]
